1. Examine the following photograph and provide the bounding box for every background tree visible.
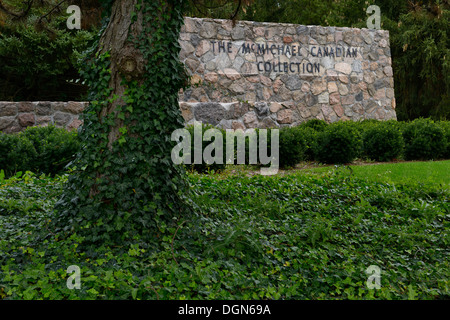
[0,0,102,100]
[384,1,449,120]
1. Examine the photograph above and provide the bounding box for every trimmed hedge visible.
[1,119,449,175]
[278,126,309,168]
[314,121,363,164]
[437,121,450,159]
[185,124,227,173]
[402,118,447,160]
[363,121,404,162]
[0,126,80,178]
[0,133,37,176]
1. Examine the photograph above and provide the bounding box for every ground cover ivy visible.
[1,167,448,300]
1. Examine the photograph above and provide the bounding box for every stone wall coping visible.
[183,16,389,36]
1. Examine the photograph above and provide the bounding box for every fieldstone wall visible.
[0,17,397,133]
[0,101,86,133]
[178,17,397,129]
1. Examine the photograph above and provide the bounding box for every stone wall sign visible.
[178,17,396,129]
[0,17,397,134]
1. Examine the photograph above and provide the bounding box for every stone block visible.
[254,102,270,118]
[36,102,52,115]
[277,109,293,124]
[243,111,258,128]
[18,113,35,127]
[179,103,194,122]
[0,117,16,131]
[335,62,352,74]
[64,102,85,114]
[17,102,34,113]
[318,92,329,104]
[329,92,341,105]
[259,117,277,129]
[311,78,327,95]
[194,102,229,126]
[54,112,72,126]
[67,119,83,131]
[36,116,52,126]
[270,102,282,113]
[0,104,17,117]
[232,120,245,130]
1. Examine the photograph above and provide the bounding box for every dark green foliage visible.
[298,120,327,161]
[402,118,447,160]
[184,124,311,170]
[184,0,243,19]
[301,127,319,161]
[0,1,97,101]
[355,119,382,131]
[21,126,80,176]
[299,119,328,132]
[385,2,450,120]
[52,0,192,246]
[2,120,448,177]
[437,121,450,159]
[1,169,448,299]
[185,123,226,173]
[0,133,36,176]
[363,122,404,161]
[314,122,363,164]
[242,0,353,26]
[0,126,79,178]
[278,126,308,168]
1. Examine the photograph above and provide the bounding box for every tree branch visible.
[190,0,246,20]
[230,0,241,20]
[38,0,68,23]
[0,0,33,19]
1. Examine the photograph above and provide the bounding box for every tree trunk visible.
[97,0,144,150]
[52,0,191,245]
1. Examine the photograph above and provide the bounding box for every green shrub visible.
[354,119,382,135]
[185,124,227,173]
[314,122,362,164]
[297,120,327,161]
[0,126,79,178]
[363,122,404,162]
[299,119,328,132]
[21,126,80,175]
[437,121,450,159]
[300,126,318,161]
[0,133,36,177]
[278,126,309,168]
[402,118,446,160]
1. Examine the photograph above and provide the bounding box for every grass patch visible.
[267,160,450,187]
[349,160,450,186]
[0,164,449,300]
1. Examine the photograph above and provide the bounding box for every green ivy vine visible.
[50,0,192,247]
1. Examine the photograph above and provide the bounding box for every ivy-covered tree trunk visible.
[52,0,191,245]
